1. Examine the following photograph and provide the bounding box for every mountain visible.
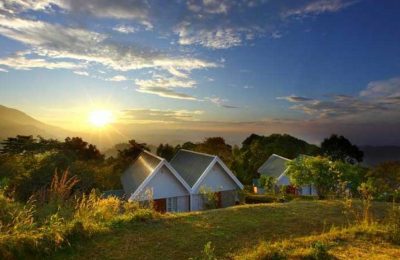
[0,105,74,141]
[360,146,400,166]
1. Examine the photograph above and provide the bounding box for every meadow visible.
[51,200,399,259]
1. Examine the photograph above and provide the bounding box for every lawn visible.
[52,200,398,259]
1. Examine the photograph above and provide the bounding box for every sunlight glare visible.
[89,110,114,127]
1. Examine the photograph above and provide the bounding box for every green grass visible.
[51,200,398,260]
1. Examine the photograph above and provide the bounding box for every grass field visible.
[51,200,399,259]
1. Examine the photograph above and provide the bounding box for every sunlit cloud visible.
[73,71,89,76]
[282,0,358,18]
[107,75,128,82]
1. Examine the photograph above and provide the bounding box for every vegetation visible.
[50,200,397,259]
[321,134,364,164]
[0,170,156,259]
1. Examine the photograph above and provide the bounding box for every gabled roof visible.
[121,150,192,200]
[257,154,291,178]
[170,149,216,187]
[170,149,243,190]
[121,150,163,195]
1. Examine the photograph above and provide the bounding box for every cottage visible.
[257,154,317,196]
[170,149,244,211]
[121,150,191,213]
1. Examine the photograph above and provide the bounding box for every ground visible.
[52,200,399,259]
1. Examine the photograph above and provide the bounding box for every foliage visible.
[386,202,400,244]
[309,241,332,260]
[195,137,233,167]
[234,134,321,185]
[367,161,400,201]
[287,156,339,199]
[199,186,219,209]
[321,134,363,164]
[156,143,176,161]
[259,175,277,194]
[244,194,278,204]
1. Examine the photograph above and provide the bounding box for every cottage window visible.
[166,197,178,212]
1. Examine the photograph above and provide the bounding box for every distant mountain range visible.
[360,146,400,166]
[0,105,74,141]
[1,104,400,165]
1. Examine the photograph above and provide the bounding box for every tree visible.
[367,161,400,200]
[195,137,233,167]
[156,143,175,161]
[321,134,363,164]
[334,160,368,196]
[63,137,103,161]
[287,156,339,199]
[117,139,149,160]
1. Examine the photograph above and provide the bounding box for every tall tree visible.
[195,137,233,167]
[321,134,363,164]
[156,143,175,161]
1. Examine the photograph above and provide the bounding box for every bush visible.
[309,241,332,260]
[244,194,278,204]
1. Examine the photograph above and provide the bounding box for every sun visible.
[88,110,114,127]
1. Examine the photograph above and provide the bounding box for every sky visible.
[0,0,400,147]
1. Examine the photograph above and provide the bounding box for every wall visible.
[194,162,238,193]
[136,165,189,200]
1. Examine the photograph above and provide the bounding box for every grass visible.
[51,200,398,260]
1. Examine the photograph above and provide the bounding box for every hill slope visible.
[0,105,73,141]
[53,200,396,259]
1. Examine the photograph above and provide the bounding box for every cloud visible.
[73,70,89,76]
[278,77,400,122]
[277,95,315,102]
[107,75,128,81]
[0,52,81,70]
[283,0,357,18]
[2,0,152,23]
[0,67,8,72]
[174,23,244,49]
[0,14,217,76]
[121,108,204,123]
[206,96,238,108]
[187,0,230,14]
[112,25,136,34]
[135,76,197,100]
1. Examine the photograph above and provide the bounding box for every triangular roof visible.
[170,149,216,187]
[257,154,291,178]
[121,150,191,200]
[170,149,243,190]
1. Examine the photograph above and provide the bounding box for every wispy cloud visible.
[206,96,238,108]
[0,14,217,77]
[121,108,204,123]
[135,76,198,100]
[282,0,357,18]
[107,75,128,81]
[73,70,89,76]
[0,52,82,70]
[112,25,136,34]
[277,77,400,122]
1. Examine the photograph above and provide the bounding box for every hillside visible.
[0,105,73,141]
[53,200,398,259]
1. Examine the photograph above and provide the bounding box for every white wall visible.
[136,165,189,200]
[177,196,190,212]
[194,162,238,193]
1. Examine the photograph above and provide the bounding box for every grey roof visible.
[257,154,291,178]
[121,151,163,195]
[170,149,215,187]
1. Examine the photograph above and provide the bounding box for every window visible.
[166,197,178,212]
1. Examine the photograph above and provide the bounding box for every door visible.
[153,198,166,213]
[216,192,222,208]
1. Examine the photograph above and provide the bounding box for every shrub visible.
[309,241,332,260]
[385,203,400,244]
[244,194,277,204]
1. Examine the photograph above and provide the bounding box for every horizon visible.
[1,0,400,147]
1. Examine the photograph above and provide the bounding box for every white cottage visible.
[121,150,191,213]
[257,154,317,196]
[170,149,244,211]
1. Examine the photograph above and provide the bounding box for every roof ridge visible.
[179,149,217,158]
[271,153,291,161]
[142,149,165,161]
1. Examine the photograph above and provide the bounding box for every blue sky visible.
[0,0,399,146]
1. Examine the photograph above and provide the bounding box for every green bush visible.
[244,194,278,204]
